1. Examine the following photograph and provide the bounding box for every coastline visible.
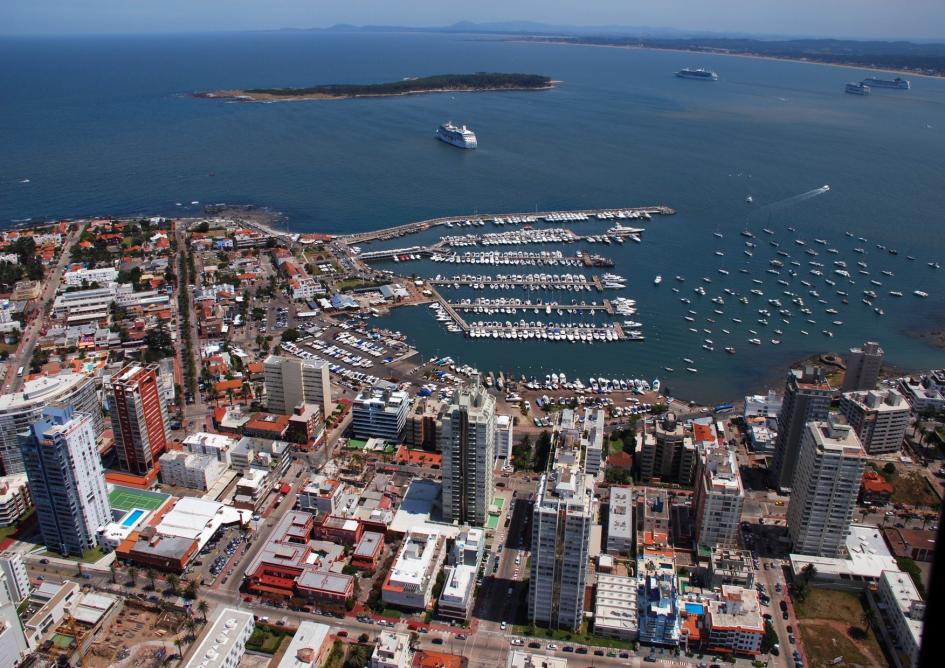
[504,38,944,80]
[194,82,558,103]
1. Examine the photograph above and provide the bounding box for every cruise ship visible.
[676,68,719,81]
[862,76,910,90]
[845,82,870,96]
[436,122,478,149]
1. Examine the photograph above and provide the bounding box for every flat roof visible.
[277,621,332,668]
[389,479,460,539]
[184,607,254,668]
[594,573,637,634]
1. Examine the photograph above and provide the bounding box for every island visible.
[195,72,555,101]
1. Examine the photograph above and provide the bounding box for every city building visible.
[0,553,29,604]
[371,632,413,668]
[594,573,638,640]
[868,570,924,668]
[404,398,442,451]
[0,372,102,475]
[704,585,764,657]
[842,341,885,392]
[860,471,894,505]
[277,621,332,668]
[584,408,605,475]
[839,388,910,455]
[351,531,385,571]
[107,364,170,477]
[742,390,782,419]
[507,651,568,668]
[22,580,79,649]
[437,527,484,620]
[0,570,27,666]
[882,527,936,562]
[440,377,496,526]
[352,389,410,441]
[0,474,31,527]
[62,266,119,287]
[636,554,681,647]
[298,476,343,516]
[707,548,755,589]
[789,525,901,591]
[158,451,227,490]
[529,427,595,631]
[495,414,513,459]
[243,511,354,609]
[606,486,633,555]
[636,414,697,485]
[692,446,744,550]
[770,367,832,491]
[181,431,235,464]
[787,418,866,557]
[19,407,111,556]
[897,372,945,412]
[382,529,447,610]
[184,607,254,668]
[264,354,332,418]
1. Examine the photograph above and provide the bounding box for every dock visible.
[339,205,674,245]
[448,299,615,314]
[429,276,602,292]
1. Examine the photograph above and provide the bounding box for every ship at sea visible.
[435,122,477,149]
[675,68,719,81]
[845,82,870,96]
[861,76,910,90]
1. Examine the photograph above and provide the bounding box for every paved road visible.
[3,227,79,393]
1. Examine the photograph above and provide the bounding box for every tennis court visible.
[108,486,169,512]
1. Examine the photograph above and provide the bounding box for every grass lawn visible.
[42,546,106,563]
[512,624,634,650]
[246,627,292,654]
[795,588,887,668]
[379,608,402,619]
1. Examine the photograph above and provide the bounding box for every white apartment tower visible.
[440,377,496,526]
[692,445,745,550]
[528,431,595,630]
[19,406,111,556]
[787,418,866,557]
[264,354,332,417]
[839,388,910,455]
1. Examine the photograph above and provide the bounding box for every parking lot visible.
[186,526,247,586]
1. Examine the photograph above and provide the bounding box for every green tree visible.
[128,566,138,587]
[147,568,157,591]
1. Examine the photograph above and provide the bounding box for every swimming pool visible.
[121,508,145,527]
[685,603,705,615]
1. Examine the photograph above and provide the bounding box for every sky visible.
[2,0,944,40]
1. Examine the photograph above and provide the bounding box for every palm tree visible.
[174,636,183,659]
[109,560,118,584]
[147,568,157,591]
[185,618,197,641]
[167,574,180,595]
[197,600,209,623]
[128,566,138,587]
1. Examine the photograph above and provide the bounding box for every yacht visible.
[676,68,719,81]
[654,275,663,285]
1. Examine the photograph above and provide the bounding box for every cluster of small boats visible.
[428,250,587,266]
[441,227,579,247]
[431,273,596,291]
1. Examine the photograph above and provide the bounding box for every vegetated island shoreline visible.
[194,72,556,102]
[504,37,945,79]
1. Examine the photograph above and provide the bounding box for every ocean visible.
[2,31,944,402]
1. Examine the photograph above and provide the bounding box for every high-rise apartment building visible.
[108,364,170,476]
[19,406,111,556]
[528,429,595,631]
[440,378,495,526]
[263,354,332,418]
[839,388,910,455]
[0,373,103,475]
[692,445,744,550]
[636,413,697,485]
[770,367,832,491]
[787,418,866,557]
[841,341,884,393]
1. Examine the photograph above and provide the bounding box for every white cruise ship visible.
[436,122,477,149]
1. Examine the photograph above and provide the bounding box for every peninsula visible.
[195,72,554,101]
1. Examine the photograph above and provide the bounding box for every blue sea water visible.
[1,31,944,402]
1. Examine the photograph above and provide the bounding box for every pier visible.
[339,205,674,245]
[429,275,605,292]
[448,299,615,315]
